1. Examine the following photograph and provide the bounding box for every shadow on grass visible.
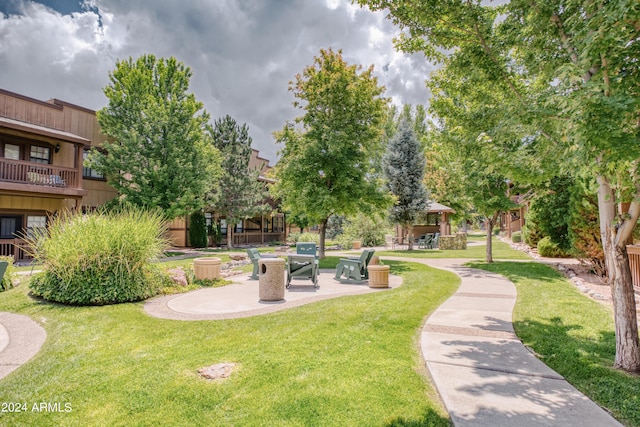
[385,409,450,426]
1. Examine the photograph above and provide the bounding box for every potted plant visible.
[367,258,390,288]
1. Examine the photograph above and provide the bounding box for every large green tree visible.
[207,115,269,249]
[272,48,390,258]
[357,0,640,371]
[383,119,429,250]
[93,54,220,219]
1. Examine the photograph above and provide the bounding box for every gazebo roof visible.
[426,200,456,214]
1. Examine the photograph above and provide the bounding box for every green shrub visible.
[522,220,544,247]
[568,179,606,277]
[298,232,320,244]
[537,236,572,258]
[337,213,389,248]
[511,231,522,243]
[0,255,17,292]
[26,208,170,305]
[189,211,208,248]
[286,232,300,244]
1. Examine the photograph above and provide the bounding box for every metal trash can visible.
[258,257,285,302]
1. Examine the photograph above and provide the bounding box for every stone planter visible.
[367,264,390,288]
[194,257,221,280]
[352,241,362,250]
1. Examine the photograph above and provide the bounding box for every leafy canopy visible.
[92,54,221,219]
[272,48,390,255]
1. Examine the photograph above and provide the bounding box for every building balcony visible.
[0,157,87,198]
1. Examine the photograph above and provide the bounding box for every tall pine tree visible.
[207,115,268,249]
[383,119,429,250]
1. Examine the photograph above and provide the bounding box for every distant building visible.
[0,88,284,261]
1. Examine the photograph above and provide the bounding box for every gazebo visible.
[394,200,456,241]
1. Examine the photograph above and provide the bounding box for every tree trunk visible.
[319,217,328,259]
[485,212,499,263]
[227,225,234,249]
[407,224,414,251]
[597,175,640,372]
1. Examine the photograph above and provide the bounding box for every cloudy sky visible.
[0,0,435,164]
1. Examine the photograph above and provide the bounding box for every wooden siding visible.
[0,195,65,212]
[0,91,65,131]
[81,179,117,209]
[0,90,106,145]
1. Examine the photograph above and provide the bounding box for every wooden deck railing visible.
[627,245,640,291]
[0,239,32,262]
[0,157,80,189]
[228,232,284,246]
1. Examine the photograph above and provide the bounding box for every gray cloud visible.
[0,0,432,164]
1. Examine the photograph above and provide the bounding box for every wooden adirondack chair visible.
[334,249,375,281]
[246,248,261,279]
[0,261,8,291]
[296,242,319,272]
[286,253,319,288]
[429,233,440,249]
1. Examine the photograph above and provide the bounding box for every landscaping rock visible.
[229,254,247,261]
[168,268,188,286]
[198,363,236,380]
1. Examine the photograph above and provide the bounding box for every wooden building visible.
[166,150,286,247]
[0,88,116,261]
[0,88,285,260]
[395,201,456,241]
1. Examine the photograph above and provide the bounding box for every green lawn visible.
[375,239,530,260]
[470,261,640,426]
[0,259,456,426]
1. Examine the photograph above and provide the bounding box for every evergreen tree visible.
[208,115,268,249]
[189,211,208,248]
[382,119,429,250]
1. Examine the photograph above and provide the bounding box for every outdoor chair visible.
[286,253,319,288]
[0,261,8,289]
[334,249,375,281]
[429,233,440,249]
[296,242,320,274]
[246,248,262,279]
[385,234,395,250]
[417,235,428,249]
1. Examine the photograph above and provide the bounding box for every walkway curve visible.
[388,257,622,427]
[0,312,46,380]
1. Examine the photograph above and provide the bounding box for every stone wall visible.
[439,233,467,250]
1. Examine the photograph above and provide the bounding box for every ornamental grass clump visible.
[27,208,170,305]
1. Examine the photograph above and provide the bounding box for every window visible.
[272,216,284,233]
[4,144,20,160]
[220,219,227,236]
[83,150,104,179]
[235,221,243,233]
[26,216,47,237]
[29,145,50,164]
[0,216,22,239]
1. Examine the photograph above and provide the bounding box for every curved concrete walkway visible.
[413,258,622,427]
[0,312,46,380]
